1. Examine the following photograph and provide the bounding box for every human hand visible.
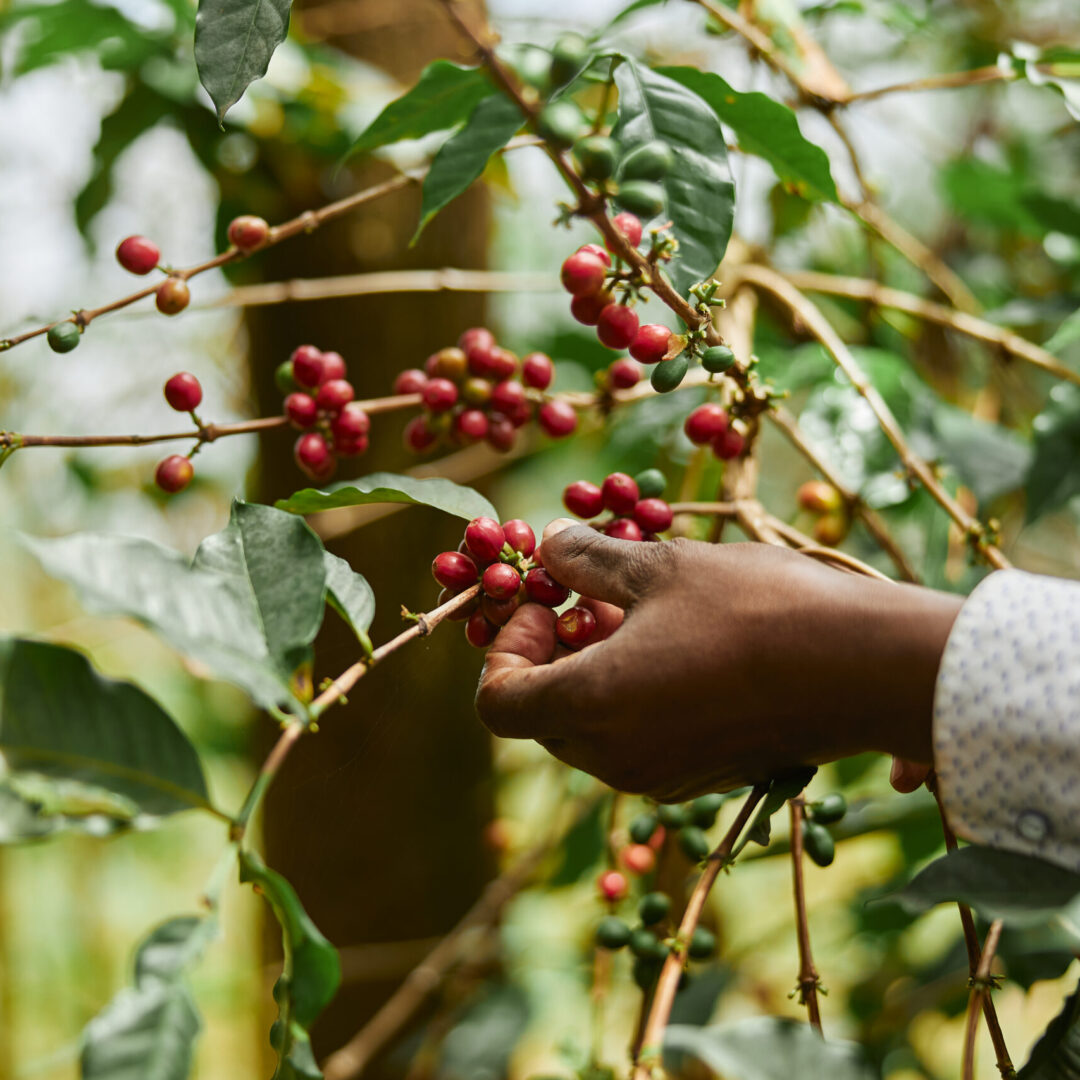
[476,523,961,800]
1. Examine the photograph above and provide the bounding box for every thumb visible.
[538,521,671,609]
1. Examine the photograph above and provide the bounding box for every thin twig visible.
[632,785,768,1079]
[788,800,823,1030]
[846,66,1016,105]
[962,920,1005,1080]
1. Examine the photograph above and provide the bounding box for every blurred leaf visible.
[439,986,530,1080]
[322,553,374,654]
[350,62,492,156]
[612,60,735,296]
[194,0,292,123]
[942,158,1042,235]
[413,92,522,242]
[1019,978,1080,1078]
[740,769,816,851]
[602,0,670,31]
[996,921,1079,990]
[136,916,220,986]
[888,847,1080,926]
[550,797,606,886]
[664,1018,879,1079]
[26,502,329,713]
[1045,309,1080,356]
[0,777,137,842]
[1022,191,1080,239]
[1027,385,1080,520]
[657,67,837,202]
[0,636,212,819]
[277,472,498,522]
[669,967,734,1027]
[1010,45,1080,122]
[931,405,1032,504]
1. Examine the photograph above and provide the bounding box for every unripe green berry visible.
[678,825,710,862]
[47,321,81,353]
[629,927,666,960]
[595,915,632,950]
[574,135,619,182]
[808,793,847,825]
[275,360,298,395]
[510,45,553,95]
[615,179,665,219]
[549,32,590,85]
[656,804,686,829]
[632,957,662,991]
[687,926,716,960]
[634,468,667,499]
[537,100,589,147]
[620,140,675,181]
[701,345,736,374]
[629,811,659,845]
[650,354,689,394]
[638,892,671,926]
[802,821,836,867]
[690,793,725,829]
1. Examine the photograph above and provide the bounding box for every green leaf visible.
[664,1018,878,1080]
[0,775,140,843]
[611,60,735,296]
[413,92,522,242]
[1027,385,1080,520]
[194,0,292,123]
[738,769,816,851]
[941,158,1043,235]
[240,850,340,1078]
[81,915,215,1080]
[657,67,838,202]
[350,61,492,156]
[932,405,1032,504]
[1045,309,1080,356]
[1019,978,1080,1079]
[889,846,1080,926]
[26,501,328,713]
[602,0,670,31]
[276,472,498,522]
[322,552,375,654]
[0,636,212,819]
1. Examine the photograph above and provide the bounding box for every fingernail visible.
[541,517,577,543]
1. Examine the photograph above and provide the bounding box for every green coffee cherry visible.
[650,354,689,394]
[537,100,589,147]
[549,32,590,85]
[632,956,662,990]
[802,821,836,867]
[656,803,687,829]
[629,811,659,845]
[574,135,619,182]
[595,915,632,950]
[638,891,671,926]
[630,927,669,960]
[510,45,553,96]
[701,345,736,374]
[621,140,675,181]
[687,926,716,960]
[808,793,847,825]
[690,793,725,829]
[275,360,298,395]
[47,321,81,353]
[634,468,667,499]
[615,179,665,219]
[678,825,710,862]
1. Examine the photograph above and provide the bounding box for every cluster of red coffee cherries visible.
[796,480,851,547]
[277,345,370,482]
[153,372,204,493]
[395,328,578,456]
[432,516,600,650]
[562,469,673,541]
[683,402,746,461]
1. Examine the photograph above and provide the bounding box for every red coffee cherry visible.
[285,392,318,428]
[291,345,325,389]
[598,870,629,902]
[684,404,729,446]
[227,214,270,252]
[629,324,672,364]
[404,414,438,452]
[597,304,640,350]
[488,347,519,382]
[502,519,536,558]
[633,498,673,533]
[458,326,496,357]
[394,368,428,395]
[608,212,643,250]
[163,372,202,412]
[507,399,532,428]
[556,605,596,649]
[605,517,644,541]
[578,242,612,267]
[524,567,570,607]
[316,379,355,412]
[155,277,190,315]
[538,400,578,438]
[465,611,499,648]
[522,352,554,390]
[422,378,459,413]
[295,432,331,471]
[432,550,480,591]
[560,250,607,296]
[620,843,656,875]
[440,588,479,621]
[116,235,160,275]
[319,351,347,383]
[465,517,506,565]
[336,435,369,457]
[426,347,468,382]
[465,339,499,377]
[797,481,843,514]
[487,413,516,452]
[564,481,604,518]
[602,472,640,515]
[570,290,612,326]
[482,562,522,600]
[712,426,745,460]
[490,379,526,415]
[482,593,521,627]
[608,358,642,389]
[155,454,193,493]
[331,402,370,442]
[455,408,490,441]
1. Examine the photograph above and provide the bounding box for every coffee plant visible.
[3,0,1080,1078]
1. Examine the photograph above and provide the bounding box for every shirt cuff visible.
[933,569,1080,872]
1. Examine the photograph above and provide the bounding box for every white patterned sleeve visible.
[933,569,1080,871]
